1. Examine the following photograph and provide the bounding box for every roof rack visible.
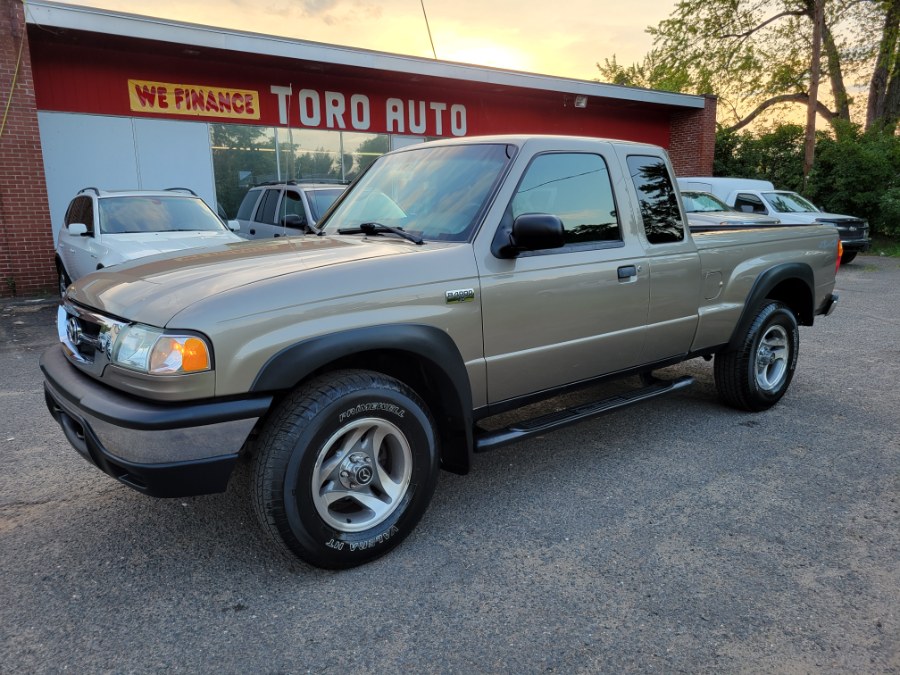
[165,187,199,196]
[78,187,101,195]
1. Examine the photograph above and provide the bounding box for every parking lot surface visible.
[1,255,898,673]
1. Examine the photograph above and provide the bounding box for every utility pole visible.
[803,0,824,187]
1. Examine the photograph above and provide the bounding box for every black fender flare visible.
[250,324,474,474]
[726,263,814,351]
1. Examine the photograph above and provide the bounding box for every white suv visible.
[55,188,243,296]
[234,181,347,239]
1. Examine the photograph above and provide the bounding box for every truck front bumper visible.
[841,238,871,253]
[41,346,273,498]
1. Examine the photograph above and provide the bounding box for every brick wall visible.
[0,0,55,297]
[669,94,717,177]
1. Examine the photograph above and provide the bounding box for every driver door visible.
[478,149,650,403]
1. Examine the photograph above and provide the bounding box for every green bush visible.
[714,122,900,237]
[878,187,900,237]
[807,123,900,236]
[714,125,805,191]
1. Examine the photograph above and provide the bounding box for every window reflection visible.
[626,155,683,244]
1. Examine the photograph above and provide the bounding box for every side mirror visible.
[68,223,88,236]
[509,213,565,254]
[227,219,241,232]
[282,213,310,232]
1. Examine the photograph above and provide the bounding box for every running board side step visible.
[474,375,694,453]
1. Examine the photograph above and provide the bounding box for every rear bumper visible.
[41,346,272,497]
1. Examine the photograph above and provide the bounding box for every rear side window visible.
[626,155,683,244]
[510,152,621,249]
[257,189,280,225]
[236,190,261,220]
[65,196,94,234]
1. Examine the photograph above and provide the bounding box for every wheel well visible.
[266,349,472,475]
[765,278,813,325]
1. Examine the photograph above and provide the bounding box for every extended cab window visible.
[510,153,620,248]
[734,193,767,214]
[626,155,683,244]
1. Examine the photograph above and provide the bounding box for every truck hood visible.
[68,235,418,326]
[101,231,242,263]
[770,211,861,224]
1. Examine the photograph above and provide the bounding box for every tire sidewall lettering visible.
[282,387,436,560]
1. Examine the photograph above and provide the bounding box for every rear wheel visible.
[715,301,799,411]
[251,369,439,569]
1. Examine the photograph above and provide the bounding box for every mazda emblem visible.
[66,317,82,346]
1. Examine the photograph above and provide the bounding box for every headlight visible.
[112,324,211,374]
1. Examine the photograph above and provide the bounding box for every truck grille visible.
[57,303,127,377]
[817,217,868,242]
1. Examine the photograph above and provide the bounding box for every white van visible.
[678,177,870,264]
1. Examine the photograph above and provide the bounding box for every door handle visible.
[617,265,637,280]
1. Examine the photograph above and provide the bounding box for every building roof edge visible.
[26,1,705,109]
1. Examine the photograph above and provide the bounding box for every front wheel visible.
[714,301,799,412]
[840,251,857,265]
[251,370,439,569]
[57,264,72,299]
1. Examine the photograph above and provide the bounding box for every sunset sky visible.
[47,0,679,82]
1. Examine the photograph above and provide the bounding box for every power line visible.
[420,0,437,60]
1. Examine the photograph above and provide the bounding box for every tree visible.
[808,122,900,235]
[714,124,806,191]
[598,0,900,131]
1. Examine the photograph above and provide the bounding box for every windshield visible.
[681,191,732,213]
[762,191,819,213]
[304,188,345,221]
[98,196,227,234]
[321,143,513,241]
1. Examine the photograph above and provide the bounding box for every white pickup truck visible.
[678,177,870,264]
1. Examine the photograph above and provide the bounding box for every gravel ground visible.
[0,255,897,673]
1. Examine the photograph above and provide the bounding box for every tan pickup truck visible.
[42,135,840,568]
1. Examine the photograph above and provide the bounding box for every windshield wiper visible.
[336,222,424,245]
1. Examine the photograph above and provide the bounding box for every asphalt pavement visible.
[1,255,898,673]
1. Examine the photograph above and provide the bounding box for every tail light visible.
[836,240,843,273]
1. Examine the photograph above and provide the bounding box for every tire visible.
[840,251,857,265]
[251,369,439,569]
[57,263,72,299]
[714,301,799,412]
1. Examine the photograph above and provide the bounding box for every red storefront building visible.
[0,0,716,296]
